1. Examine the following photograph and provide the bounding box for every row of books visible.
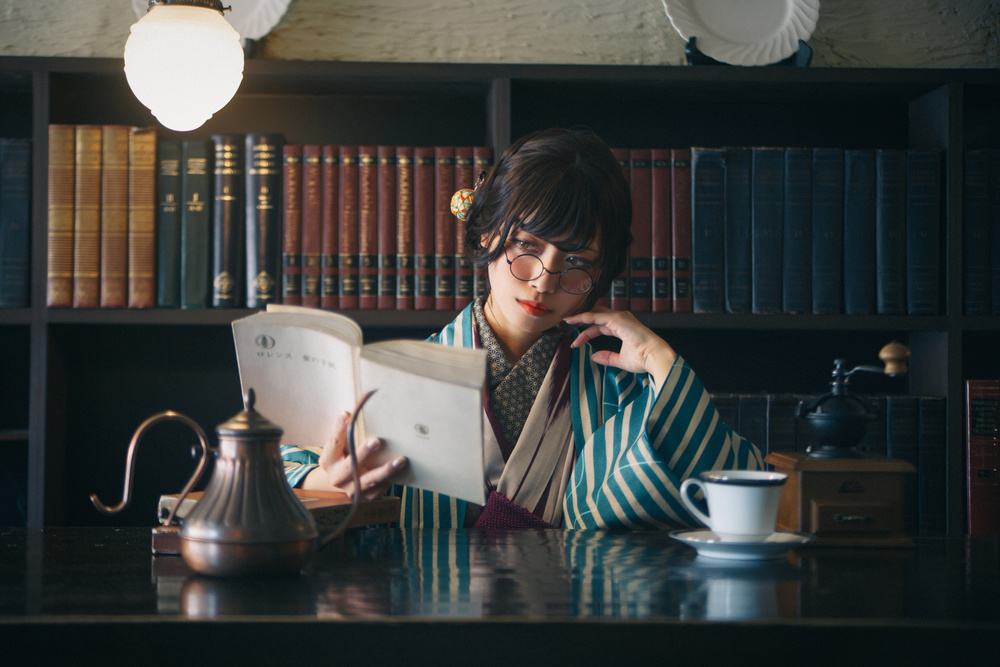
[965,379,1000,536]
[712,392,947,535]
[962,149,1000,316]
[0,137,31,308]
[668,146,946,316]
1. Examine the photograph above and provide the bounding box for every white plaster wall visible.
[0,0,997,67]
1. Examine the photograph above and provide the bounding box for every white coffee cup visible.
[680,470,788,542]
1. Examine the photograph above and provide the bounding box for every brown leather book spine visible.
[245,133,284,309]
[671,148,692,313]
[99,125,130,308]
[72,125,102,308]
[339,145,360,310]
[358,145,378,310]
[320,145,340,310]
[651,148,673,313]
[127,126,158,308]
[282,144,303,305]
[301,144,322,308]
[434,146,456,311]
[395,146,415,311]
[453,146,474,310]
[628,148,652,313]
[414,146,435,310]
[46,125,75,308]
[473,146,494,301]
[377,146,397,310]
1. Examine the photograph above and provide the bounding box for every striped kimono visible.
[282,303,763,530]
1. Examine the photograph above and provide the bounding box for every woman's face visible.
[483,228,600,347]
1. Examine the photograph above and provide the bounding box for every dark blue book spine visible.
[0,138,31,308]
[886,394,920,535]
[211,134,245,308]
[245,133,284,309]
[738,394,769,460]
[843,150,876,315]
[905,150,942,315]
[751,147,784,314]
[917,395,947,534]
[991,150,1000,315]
[155,140,182,308]
[811,148,844,314]
[782,147,812,314]
[691,147,726,313]
[963,149,991,315]
[180,140,214,310]
[724,147,751,314]
[875,149,907,315]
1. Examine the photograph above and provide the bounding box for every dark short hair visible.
[464,128,632,311]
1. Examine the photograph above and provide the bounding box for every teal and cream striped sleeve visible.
[281,444,323,488]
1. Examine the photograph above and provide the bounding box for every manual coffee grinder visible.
[765,342,916,547]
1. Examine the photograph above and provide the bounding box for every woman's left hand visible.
[564,307,677,388]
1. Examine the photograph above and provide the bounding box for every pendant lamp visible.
[124,0,245,132]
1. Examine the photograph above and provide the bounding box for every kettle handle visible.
[90,411,211,527]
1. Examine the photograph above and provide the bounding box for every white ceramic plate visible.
[670,529,813,560]
[662,0,820,66]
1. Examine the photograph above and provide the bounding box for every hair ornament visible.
[450,170,488,222]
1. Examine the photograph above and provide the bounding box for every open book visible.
[232,304,487,504]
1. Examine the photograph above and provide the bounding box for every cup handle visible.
[680,477,713,530]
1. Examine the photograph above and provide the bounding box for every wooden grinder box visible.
[765,452,915,548]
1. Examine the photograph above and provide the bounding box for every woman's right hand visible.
[301,410,408,500]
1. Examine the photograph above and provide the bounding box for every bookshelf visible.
[0,56,998,531]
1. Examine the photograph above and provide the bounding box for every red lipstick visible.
[518,299,550,317]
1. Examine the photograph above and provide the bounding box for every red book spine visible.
[629,148,652,312]
[651,149,673,312]
[358,145,378,310]
[414,147,435,310]
[300,145,322,308]
[320,145,340,310]
[607,147,630,310]
[473,146,494,301]
[435,146,456,310]
[966,379,1000,535]
[281,144,303,305]
[454,146,474,310]
[671,148,693,313]
[339,145,360,310]
[395,146,415,311]
[377,146,398,310]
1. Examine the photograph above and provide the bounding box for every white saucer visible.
[670,529,812,561]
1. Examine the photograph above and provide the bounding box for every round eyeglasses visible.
[505,251,596,295]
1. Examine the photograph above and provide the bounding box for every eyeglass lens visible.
[509,254,593,294]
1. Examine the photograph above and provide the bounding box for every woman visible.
[284,128,763,529]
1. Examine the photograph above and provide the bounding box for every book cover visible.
[875,149,907,315]
[963,149,991,316]
[454,146,474,310]
[232,304,488,504]
[671,148,692,313]
[338,144,360,310]
[751,147,784,314]
[358,145,379,310]
[691,147,725,313]
[782,146,812,314]
[723,146,751,314]
[395,146,415,311]
[0,138,31,308]
[301,145,323,308]
[629,148,653,312]
[126,126,157,309]
[966,379,1000,535]
[155,140,182,308]
[211,134,245,308]
[245,132,284,309]
[72,125,102,308]
[991,150,1000,316]
[885,394,920,535]
[376,146,398,311]
[811,147,844,315]
[738,394,769,460]
[905,150,942,316]
[767,393,803,456]
[180,139,213,309]
[473,146,494,300]
[609,147,629,310]
[843,149,876,315]
[917,395,946,534]
[46,124,76,308]
[99,126,130,308]
[281,144,303,305]
[414,146,435,310]
[320,145,340,310]
[651,148,673,313]
[434,146,456,311]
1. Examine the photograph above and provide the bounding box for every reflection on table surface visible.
[3,526,998,625]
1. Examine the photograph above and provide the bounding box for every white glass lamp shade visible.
[124,4,245,132]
